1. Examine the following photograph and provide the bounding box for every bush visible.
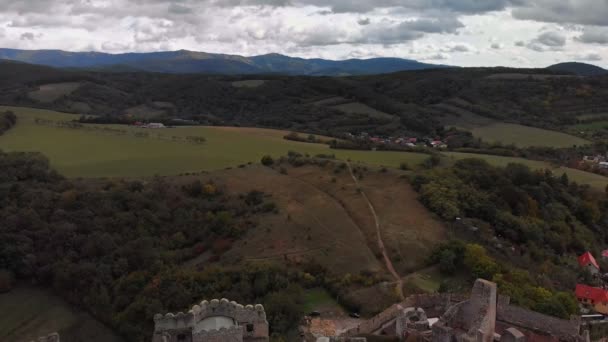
[261,155,274,166]
[0,270,13,293]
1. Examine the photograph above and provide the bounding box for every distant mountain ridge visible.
[547,62,608,76]
[0,48,450,75]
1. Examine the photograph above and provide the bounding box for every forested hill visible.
[547,62,608,76]
[0,48,447,76]
[2,61,608,138]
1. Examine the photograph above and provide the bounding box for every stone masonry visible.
[152,298,269,342]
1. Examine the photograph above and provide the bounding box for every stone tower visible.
[152,298,269,342]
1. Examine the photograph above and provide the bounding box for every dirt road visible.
[346,162,404,300]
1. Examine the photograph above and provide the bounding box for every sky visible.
[0,0,607,68]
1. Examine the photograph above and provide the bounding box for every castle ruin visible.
[152,298,269,342]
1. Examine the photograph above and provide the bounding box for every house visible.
[602,250,608,260]
[575,284,608,315]
[578,252,600,274]
[600,162,608,169]
[146,123,165,129]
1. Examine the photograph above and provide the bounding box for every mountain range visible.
[0,48,451,76]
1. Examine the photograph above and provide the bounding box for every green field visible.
[470,123,590,148]
[0,107,428,178]
[445,152,608,191]
[0,287,122,342]
[28,82,81,103]
[572,121,608,131]
[301,288,342,314]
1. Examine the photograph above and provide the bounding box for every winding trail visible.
[346,162,404,300]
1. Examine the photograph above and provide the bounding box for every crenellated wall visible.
[152,298,269,342]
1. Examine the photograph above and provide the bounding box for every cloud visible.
[514,41,525,47]
[512,0,608,27]
[446,44,471,52]
[20,32,35,40]
[534,31,566,47]
[425,52,450,60]
[576,27,608,44]
[491,43,502,49]
[357,17,370,26]
[573,52,603,62]
[168,3,193,15]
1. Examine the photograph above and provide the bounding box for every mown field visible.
[469,123,590,148]
[0,107,428,178]
[2,107,606,190]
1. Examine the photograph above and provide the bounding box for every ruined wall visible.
[30,333,60,342]
[193,326,243,342]
[431,279,497,342]
[152,298,269,342]
[496,304,581,342]
[342,293,467,337]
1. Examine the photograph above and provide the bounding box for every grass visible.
[470,123,590,148]
[571,121,608,131]
[28,82,81,103]
[0,286,122,342]
[231,80,266,88]
[0,106,429,178]
[302,288,341,314]
[445,152,608,191]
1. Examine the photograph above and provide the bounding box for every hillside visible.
[547,62,608,76]
[1,62,608,141]
[0,48,447,76]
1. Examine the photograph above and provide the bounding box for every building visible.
[578,252,600,274]
[338,279,587,342]
[146,123,166,129]
[152,298,269,342]
[575,284,608,315]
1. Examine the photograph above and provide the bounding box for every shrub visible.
[261,155,274,166]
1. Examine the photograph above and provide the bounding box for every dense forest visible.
[414,159,607,317]
[0,151,326,341]
[2,61,608,138]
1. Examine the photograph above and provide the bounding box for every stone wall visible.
[152,298,269,342]
[431,279,497,342]
[30,333,60,342]
[496,303,581,342]
[341,293,467,337]
[194,326,243,342]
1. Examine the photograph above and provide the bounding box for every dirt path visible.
[346,162,404,300]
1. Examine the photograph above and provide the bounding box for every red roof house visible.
[576,284,608,306]
[578,252,600,272]
[602,250,608,259]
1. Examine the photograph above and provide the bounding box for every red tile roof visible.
[575,284,608,303]
[578,252,600,270]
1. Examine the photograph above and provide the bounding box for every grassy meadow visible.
[0,106,428,178]
[470,123,590,148]
[0,286,122,342]
[1,106,606,190]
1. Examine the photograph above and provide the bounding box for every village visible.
[345,132,449,149]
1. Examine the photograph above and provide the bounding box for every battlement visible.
[152,298,269,342]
